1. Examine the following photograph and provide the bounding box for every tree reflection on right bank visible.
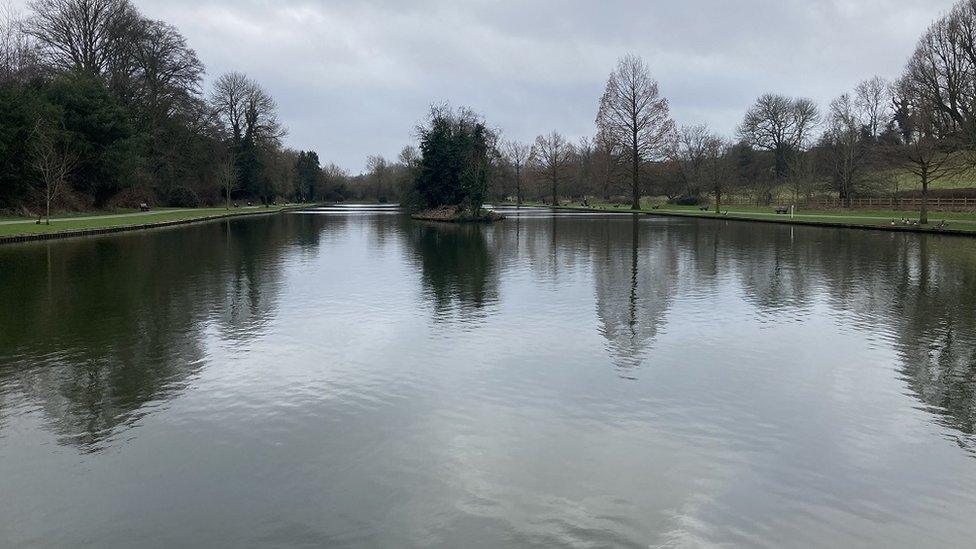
[502,210,976,447]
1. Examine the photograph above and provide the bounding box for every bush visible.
[670,194,705,206]
[107,187,154,209]
[168,186,200,208]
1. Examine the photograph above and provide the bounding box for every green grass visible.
[0,206,293,237]
[889,161,976,191]
[0,208,143,222]
[513,200,976,234]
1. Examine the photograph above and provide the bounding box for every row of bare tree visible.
[351,0,976,224]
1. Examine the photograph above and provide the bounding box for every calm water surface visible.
[2,206,976,548]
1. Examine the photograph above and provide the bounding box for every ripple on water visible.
[1,211,976,547]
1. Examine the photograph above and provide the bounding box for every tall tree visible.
[25,0,136,75]
[1,4,41,83]
[703,137,735,214]
[855,76,894,140]
[532,131,573,206]
[738,94,820,184]
[365,154,389,201]
[295,150,320,202]
[211,72,283,200]
[891,80,964,224]
[822,93,872,204]
[127,19,203,122]
[673,124,713,198]
[413,105,497,214]
[502,139,530,205]
[901,2,976,144]
[596,54,676,210]
[593,128,621,200]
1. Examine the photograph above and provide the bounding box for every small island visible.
[407,106,505,223]
[410,205,504,223]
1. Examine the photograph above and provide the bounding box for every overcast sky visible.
[27,0,960,172]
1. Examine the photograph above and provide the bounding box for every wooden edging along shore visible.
[539,205,976,238]
[0,206,305,246]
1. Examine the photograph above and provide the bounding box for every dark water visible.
[2,206,976,548]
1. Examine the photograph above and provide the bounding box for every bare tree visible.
[571,136,596,199]
[395,145,419,199]
[738,94,820,186]
[823,93,872,204]
[366,154,389,200]
[673,124,713,198]
[128,19,203,121]
[25,0,136,75]
[854,76,894,139]
[213,142,235,209]
[1,3,40,83]
[593,128,622,200]
[532,131,573,206]
[211,72,249,144]
[502,139,530,205]
[398,145,419,168]
[211,72,283,147]
[596,53,676,210]
[29,118,77,224]
[711,139,739,213]
[892,82,964,224]
[901,3,976,142]
[321,162,349,199]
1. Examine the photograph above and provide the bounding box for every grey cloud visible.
[118,0,960,171]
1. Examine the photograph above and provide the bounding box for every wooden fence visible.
[716,197,976,212]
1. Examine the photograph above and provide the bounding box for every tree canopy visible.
[412,106,498,213]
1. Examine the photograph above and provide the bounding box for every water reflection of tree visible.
[593,217,680,373]
[0,215,315,451]
[404,222,499,318]
[887,237,976,446]
[719,224,976,449]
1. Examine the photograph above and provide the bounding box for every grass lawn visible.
[0,208,142,223]
[513,200,976,234]
[0,206,293,237]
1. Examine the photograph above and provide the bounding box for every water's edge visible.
[0,206,306,246]
[539,205,976,238]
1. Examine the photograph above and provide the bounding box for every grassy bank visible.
[511,200,976,234]
[0,205,297,238]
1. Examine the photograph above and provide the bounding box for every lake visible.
[1,206,975,548]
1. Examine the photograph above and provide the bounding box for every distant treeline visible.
[0,0,349,214]
[6,0,976,223]
[357,0,976,224]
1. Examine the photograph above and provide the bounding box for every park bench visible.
[775,207,789,214]
[139,203,150,212]
[699,206,709,211]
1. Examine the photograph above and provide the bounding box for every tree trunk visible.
[631,144,640,210]
[551,166,558,206]
[515,169,522,205]
[920,172,929,225]
[46,187,51,225]
[715,185,721,214]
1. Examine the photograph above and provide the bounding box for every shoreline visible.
[410,206,505,223]
[522,204,976,238]
[0,206,306,246]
